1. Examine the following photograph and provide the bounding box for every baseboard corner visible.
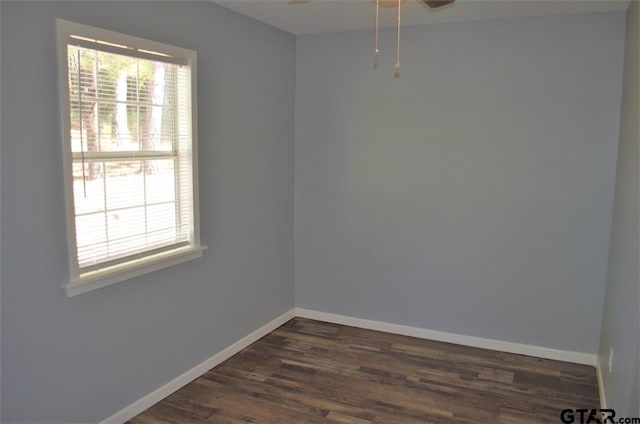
[100,308,296,424]
[596,356,608,409]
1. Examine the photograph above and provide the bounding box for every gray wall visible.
[295,13,625,354]
[598,1,640,416]
[0,2,295,422]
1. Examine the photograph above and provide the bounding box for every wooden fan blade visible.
[422,0,455,8]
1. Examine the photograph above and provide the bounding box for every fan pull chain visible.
[395,0,401,70]
[375,0,380,59]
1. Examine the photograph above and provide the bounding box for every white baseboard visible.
[102,306,598,424]
[596,356,608,409]
[100,308,296,424]
[295,308,597,366]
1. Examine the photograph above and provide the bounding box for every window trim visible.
[57,19,204,297]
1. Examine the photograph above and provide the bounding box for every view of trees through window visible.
[67,45,189,268]
[68,46,177,164]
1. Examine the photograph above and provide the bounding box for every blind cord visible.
[76,48,88,198]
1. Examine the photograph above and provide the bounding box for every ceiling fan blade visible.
[422,0,455,8]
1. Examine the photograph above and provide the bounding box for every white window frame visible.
[57,20,205,297]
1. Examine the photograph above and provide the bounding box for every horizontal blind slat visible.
[72,151,176,161]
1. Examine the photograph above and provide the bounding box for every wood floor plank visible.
[129,318,600,423]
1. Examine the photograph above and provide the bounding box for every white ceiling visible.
[211,0,630,35]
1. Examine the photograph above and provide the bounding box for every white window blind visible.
[58,20,203,295]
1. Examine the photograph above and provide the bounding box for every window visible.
[57,20,204,297]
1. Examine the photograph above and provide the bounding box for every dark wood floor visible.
[129,318,600,423]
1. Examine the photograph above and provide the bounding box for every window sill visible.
[64,245,207,297]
